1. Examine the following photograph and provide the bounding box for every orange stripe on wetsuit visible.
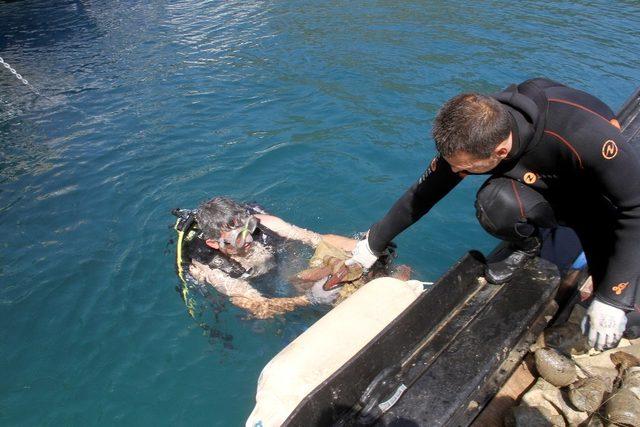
[510,180,526,219]
[548,98,621,130]
[544,130,584,169]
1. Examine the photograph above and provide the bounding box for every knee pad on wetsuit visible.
[475,177,557,242]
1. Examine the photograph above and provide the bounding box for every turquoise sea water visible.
[1,1,639,425]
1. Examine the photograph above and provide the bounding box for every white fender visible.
[246,277,425,427]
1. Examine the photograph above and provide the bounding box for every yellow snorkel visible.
[172,209,198,319]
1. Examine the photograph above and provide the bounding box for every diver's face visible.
[445,151,501,174]
[207,216,258,256]
[204,233,253,256]
[444,133,512,174]
[205,231,275,277]
[217,229,253,256]
[229,240,276,277]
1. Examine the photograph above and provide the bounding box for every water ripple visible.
[1,0,639,425]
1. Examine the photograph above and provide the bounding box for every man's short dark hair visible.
[196,197,249,240]
[432,93,511,158]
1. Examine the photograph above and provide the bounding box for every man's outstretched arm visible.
[348,155,463,269]
[189,260,310,318]
[368,155,463,253]
[255,214,356,252]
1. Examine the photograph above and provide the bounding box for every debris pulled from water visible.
[505,404,566,427]
[534,347,577,387]
[568,377,607,413]
[543,322,590,356]
[505,302,640,426]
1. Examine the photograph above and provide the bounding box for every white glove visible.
[347,238,379,270]
[581,298,627,351]
[306,279,340,305]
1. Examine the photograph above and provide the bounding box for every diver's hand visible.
[306,279,340,305]
[581,298,627,351]
[347,237,378,270]
[188,260,209,283]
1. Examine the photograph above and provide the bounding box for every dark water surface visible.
[1,1,639,425]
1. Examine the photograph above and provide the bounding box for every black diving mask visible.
[218,216,259,250]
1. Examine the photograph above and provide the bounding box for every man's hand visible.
[347,237,378,270]
[581,298,627,351]
[188,260,209,283]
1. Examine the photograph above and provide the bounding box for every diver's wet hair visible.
[196,197,250,240]
[433,93,511,158]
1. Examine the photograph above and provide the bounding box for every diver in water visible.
[347,78,640,351]
[177,197,359,319]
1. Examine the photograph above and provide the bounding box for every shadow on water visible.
[191,291,236,350]
[0,0,103,185]
[0,0,99,51]
[178,280,325,352]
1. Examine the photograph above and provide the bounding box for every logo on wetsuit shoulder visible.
[602,140,618,160]
[523,172,537,185]
[612,282,629,295]
[418,156,439,184]
[429,157,438,173]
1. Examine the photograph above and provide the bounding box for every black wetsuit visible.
[368,78,640,311]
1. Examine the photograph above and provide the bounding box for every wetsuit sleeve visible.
[368,155,463,253]
[573,121,640,310]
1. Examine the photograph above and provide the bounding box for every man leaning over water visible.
[346,78,640,351]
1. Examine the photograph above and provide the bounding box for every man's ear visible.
[205,239,219,249]
[494,132,513,159]
[495,146,509,159]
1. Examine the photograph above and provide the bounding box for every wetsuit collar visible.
[504,107,533,161]
[490,83,541,166]
[493,84,540,123]
[492,84,543,153]
[483,103,535,175]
